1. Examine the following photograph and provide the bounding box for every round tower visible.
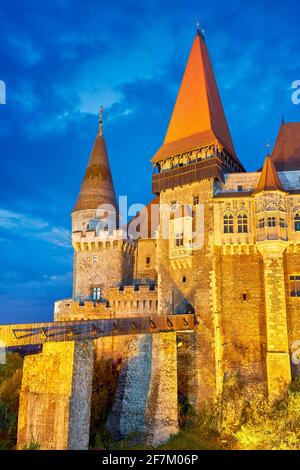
[72,108,134,302]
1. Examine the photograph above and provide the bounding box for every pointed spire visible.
[152,31,243,168]
[256,155,284,193]
[99,105,104,136]
[73,115,118,212]
[271,121,300,171]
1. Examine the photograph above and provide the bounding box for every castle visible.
[16,27,300,449]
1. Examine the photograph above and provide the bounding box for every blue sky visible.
[0,0,299,324]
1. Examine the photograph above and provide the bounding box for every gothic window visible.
[175,233,184,247]
[238,213,248,233]
[294,213,300,232]
[290,275,300,297]
[92,287,101,301]
[258,218,265,229]
[224,214,234,234]
[268,217,276,227]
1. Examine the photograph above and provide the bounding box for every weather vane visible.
[99,105,104,136]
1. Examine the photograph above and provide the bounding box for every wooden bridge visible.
[0,314,195,351]
[1,314,196,450]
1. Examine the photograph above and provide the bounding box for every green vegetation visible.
[1,353,300,451]
[91,377,300,450]
[0,352,23,450]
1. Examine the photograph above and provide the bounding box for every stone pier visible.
[258,242,291,401]
[17,340,94,450]
[107,332,178,447]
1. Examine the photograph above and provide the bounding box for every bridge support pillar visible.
[107,332,178,447]
[17,340,94,450]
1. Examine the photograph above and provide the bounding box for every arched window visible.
[294,213,300,232]
[224,214,234,234]
[238,213,248,233]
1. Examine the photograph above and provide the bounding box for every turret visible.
[254,154,288,245]
[72,109,134,302]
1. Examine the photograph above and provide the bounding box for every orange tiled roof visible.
[152,32,240,164]
[271,122,300,171]
[73,132,118,212]
[255,155,284,193]
[127,196,160,239]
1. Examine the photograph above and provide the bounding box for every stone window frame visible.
[237,211,248,234]
[279,217,286,228]
[92,286,101,301]
[267,216,276,228]
[294,212,300,232]
[193,195,200,205]
[223,212,234,234]
[175,232,184,247]
[290,275,300,298]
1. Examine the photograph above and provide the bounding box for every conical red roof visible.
[255,155,284,193]
[152,32,240,164]
[73,131,117,212]
[271,122,300,171]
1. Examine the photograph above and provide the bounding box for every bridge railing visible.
[0,314,196,349]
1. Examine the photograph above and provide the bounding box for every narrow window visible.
[242,292,247,301]
[258,218,265,229]
[175,233,184,247]
[238,213,248,233]
[294,213,300,232]
[170,200,177,211]
[182,276,187,284]
[290,275,300,297]
[237,185,243,192]
[193,195,199,205]
[146,256,151,267]
[279,218,286,228]
[92,287,101,301]
[224,214,234,234]
[268,217,276,228]
[92,255,98,264]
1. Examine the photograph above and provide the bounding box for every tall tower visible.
[72,109,134,302]
[152,28,244,406]
[255,155,291,400]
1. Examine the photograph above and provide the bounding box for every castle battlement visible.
[72,228,135,253]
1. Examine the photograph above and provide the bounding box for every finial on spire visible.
[266,141,270,156]
[99,105,104,136]
[196,19,205,40]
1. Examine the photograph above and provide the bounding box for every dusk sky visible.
[0,0,299,324]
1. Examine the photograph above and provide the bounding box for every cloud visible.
[0,209,71,248]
